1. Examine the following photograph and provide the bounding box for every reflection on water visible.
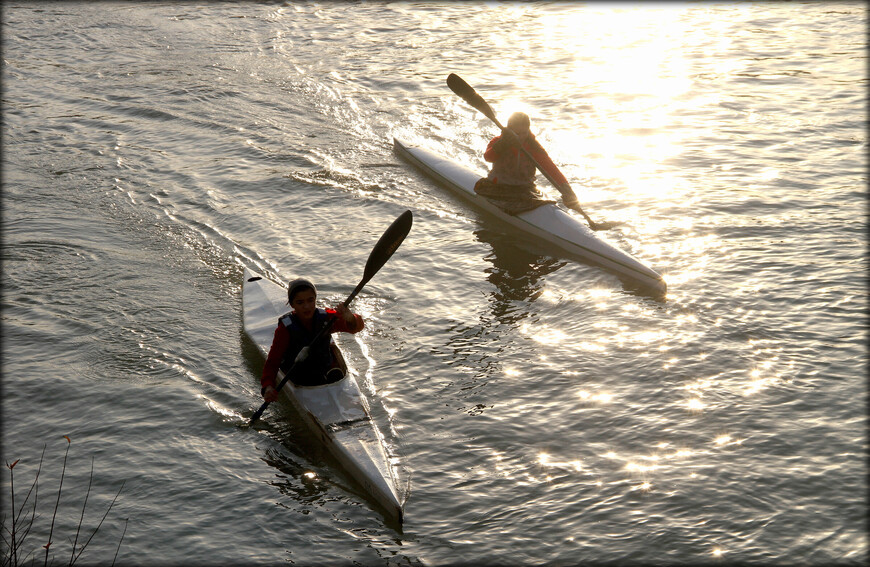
[474,227,566,329]
[262,446,333,509]
[429,227,566,414]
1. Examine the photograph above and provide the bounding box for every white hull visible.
[393,137,666,295]
[242,268,403,522]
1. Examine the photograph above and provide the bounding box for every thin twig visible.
[2,438,127,567]
[8,459,18,567]
[110,519,128,567]
[14,446,46,555]
[17,546,38,566]
[44,436,71,567]
[69,458,94,565]
[71,480,124,566]
[1,523,10,562]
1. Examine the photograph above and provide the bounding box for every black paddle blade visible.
[447,73,499,126]
[249,402,268,426]
[342,209,413,307]
[361,209,413,285]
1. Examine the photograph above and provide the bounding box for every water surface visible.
[2,2,867,565]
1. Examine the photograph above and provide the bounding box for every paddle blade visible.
[361,210,413,286]
[447,73,499,126]
[249,402,268,425]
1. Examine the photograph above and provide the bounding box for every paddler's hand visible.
[498,127,521,149]
[557,183,578,206]
[563,195,581,210]
[262,385,278,403]
[334,304,357,328]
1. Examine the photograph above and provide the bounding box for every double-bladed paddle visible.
[446,73,619,231]
[249,210,414,426]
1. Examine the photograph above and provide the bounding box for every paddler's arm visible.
[331,306,364,334]
[483,135,504,162]
[528,139,581,209]
[485,128,524,160]
[261,324,290,402]
[557,183,581,210]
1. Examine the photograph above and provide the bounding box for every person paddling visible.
[260,278,364,402]
[474,111,582,215]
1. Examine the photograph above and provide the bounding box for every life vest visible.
[486,137,543,187]
[278,308,334,379]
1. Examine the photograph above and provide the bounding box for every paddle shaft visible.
[249,210,413,426]
[446,73,606,229]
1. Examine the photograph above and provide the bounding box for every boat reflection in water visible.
[432,226,566,415]
[474,226,566,330]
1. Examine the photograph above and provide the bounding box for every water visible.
[2,2,867,565]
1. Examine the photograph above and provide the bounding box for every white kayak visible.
[242,267,403,523]
[393,137,667,295]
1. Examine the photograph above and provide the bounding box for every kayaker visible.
[474,111,582,214]
[261,278,364,401]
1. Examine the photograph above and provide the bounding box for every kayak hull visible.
[393,137,666,295]
[242,268,403,522]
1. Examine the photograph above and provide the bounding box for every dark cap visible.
[287,278,316,304]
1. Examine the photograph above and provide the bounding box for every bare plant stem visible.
[68,458,93,566]
[110,519,128,567]
[8,460,18,567]
[43,436,70,567]
[15,446,46,565]
[70,477,124,566]
[3,437,125,567]
[2,447,46,567]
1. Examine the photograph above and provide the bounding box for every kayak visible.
[393,137,667,295]
[242,267,403,523]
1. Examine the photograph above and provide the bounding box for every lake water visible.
[2,2,867,565]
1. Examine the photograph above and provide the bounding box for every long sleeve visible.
[483,135,507,163]
[527,140,569,188]
[325,309,364,334]
[261,323,290,390]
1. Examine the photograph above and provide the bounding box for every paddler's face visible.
[291,289,317,322]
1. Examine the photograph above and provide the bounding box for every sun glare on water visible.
[511,4,741,212]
